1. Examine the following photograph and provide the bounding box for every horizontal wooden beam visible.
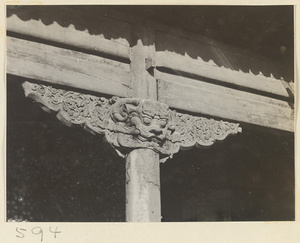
[155,32,293,99]
[7,37,131,97]
[156,71,294,132]
[156,51,292,99]
[7,7,131,60]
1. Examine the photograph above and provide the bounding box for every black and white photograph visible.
[4,2,295,229]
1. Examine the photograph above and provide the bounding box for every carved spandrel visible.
[22,81,242,162]
[173,112,242,149]
[22,81,116,135]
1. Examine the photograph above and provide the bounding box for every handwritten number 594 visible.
[16,226,61,241]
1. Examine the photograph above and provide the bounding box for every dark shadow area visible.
[5,5,295,223]
[7,76,125,222]
[161,127,294,221]
[119,5,293,81]
[6,76,294,222]
[7,5,294,81]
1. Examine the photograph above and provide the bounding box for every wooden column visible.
[125,149,161,222]
[125,25,161,222]
[23,76,241,224]
[130,24,157,100]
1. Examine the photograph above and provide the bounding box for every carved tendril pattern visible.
[174,113,242,149]
[22,81,242,161]
[22,81,116,134]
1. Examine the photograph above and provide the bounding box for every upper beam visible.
[7,6,293,100]
[6,6,294,133]
[155,32,293,99]
[7,37,131,97]
[7,6,131,60]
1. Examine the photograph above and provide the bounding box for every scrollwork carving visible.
[22,81,242,162]
[22,81,116,135]
[173,113,242,150]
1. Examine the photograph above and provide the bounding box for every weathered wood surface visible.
[7,7,131,60]
[6,6,294,132]
[157,71,294,132]
[126,149,161,222]
[7,6,293,98]
[7,37,131,97]
[154,30,293,82]
[155,32,293,99]
[130,25,157,99]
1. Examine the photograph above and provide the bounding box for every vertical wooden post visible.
[130,24,157,100]
[23,81,242,223]
[125,149,161,222]
[125,24,161,222]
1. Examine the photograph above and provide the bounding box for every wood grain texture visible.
[129,25,157,99]
[155,32,293,99]
[156,71,294,132]
[126,149,161,222]
[7,37,131,97]
[7,11,131,60]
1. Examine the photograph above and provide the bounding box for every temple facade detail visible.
[23,81,242,162]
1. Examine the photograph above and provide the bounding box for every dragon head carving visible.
[105,98,180,158]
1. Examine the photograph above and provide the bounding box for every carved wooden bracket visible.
[22,81,242,162]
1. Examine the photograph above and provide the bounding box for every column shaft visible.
[125,148,161,222]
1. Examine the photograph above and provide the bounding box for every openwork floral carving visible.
[173,112,242,150]
[22,81,116,134]
[23,81,241,161]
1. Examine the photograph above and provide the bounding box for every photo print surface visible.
[6,5,294,222]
